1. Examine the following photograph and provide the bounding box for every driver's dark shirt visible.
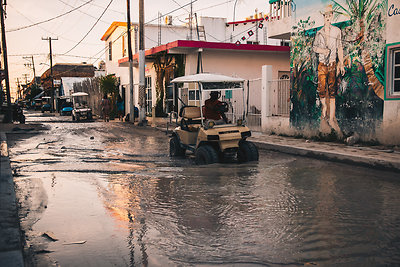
[203,99,222,120]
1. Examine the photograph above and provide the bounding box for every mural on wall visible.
[290,0,387,140]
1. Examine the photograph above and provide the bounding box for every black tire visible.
[195,145,219,165]
[170,136,185,157]
[237,140,259,163]
[72,114,75,121]
[87,112,93,121]
[76,114,80,122]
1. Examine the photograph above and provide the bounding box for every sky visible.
[4,0,270,96]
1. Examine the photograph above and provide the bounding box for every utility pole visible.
[138,0,146,125]
[126,0,134,123]
[22,73,29,84]
[42,37,58,112]
[15,78,21,100]
[23,55,37,85]
[1,0,12,122]
[157,12,161,46]
[189,2,193,40]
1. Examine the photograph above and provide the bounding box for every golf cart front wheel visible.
[237,140,259,163]
[170,136,185,157]
[195,145,219,165]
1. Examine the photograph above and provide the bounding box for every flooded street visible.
[7,111,400,266]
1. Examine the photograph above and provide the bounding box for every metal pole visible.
[126,0,134,123]
[42,37,58,112]
[1,0,12,122]
[31,56,36,85]
[49,38,55,112]
[233,0,238,31]
[189,1,193,40]
[138,0,146,125]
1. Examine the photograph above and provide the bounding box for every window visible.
[188,83,200,106]
[393,50,400,94]
[386,44,400,99]
[145,76,152,114]
[108,41,112,61]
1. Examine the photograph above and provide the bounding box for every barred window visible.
[386,44,400,99]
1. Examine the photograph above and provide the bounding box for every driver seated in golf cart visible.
[169,73,259,165]
[203,91,229,125]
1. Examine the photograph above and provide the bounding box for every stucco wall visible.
[185,49,289,80]
[382,0,400,144]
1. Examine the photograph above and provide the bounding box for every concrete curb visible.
[0,132,25,267]
[155,126,400,173]
[253,140,400,173]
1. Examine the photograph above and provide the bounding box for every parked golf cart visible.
[71,92,92,121]
[169,73,259,165]
[41,96,52,113]
[60,101,73,116]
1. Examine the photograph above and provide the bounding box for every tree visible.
[27,84,42,101]
[154,52,175,116]
[99,74,118,96]
[99,74,119,117]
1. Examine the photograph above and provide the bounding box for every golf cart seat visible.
[180,106,201,131]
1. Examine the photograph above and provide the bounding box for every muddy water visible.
[8,112,400,266]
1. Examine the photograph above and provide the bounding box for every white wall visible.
[382,0,400,144]
[226,21,281,45]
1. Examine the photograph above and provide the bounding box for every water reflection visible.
[11,118,400,266]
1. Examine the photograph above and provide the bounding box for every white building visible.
[101,16,289,125]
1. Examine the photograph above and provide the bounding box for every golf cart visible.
[71,92,92,121]
[169,73,259,165]
[41,96,52,113]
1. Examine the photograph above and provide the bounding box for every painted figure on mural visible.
[313,4,345,134]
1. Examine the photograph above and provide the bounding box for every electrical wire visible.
[56,0,110,25]
[8,3,101,46]
[61,0,115,55]
[171,0,190,13]
[6,0,93,33]
[145,0,198,25]
[77,0,125,16]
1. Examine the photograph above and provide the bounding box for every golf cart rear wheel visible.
[237,140,259,163]
[170,136,185,157]
[195,145,219,165]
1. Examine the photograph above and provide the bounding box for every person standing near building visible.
[313,4,345,134]
[101,93,111,122]
[116,94,124,121]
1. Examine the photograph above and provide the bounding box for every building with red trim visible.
[101,16,289,119]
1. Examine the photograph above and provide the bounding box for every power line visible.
[56,0,110,25]
[171,0,190,13]
[6,0,93,33]
[8,3,101,46]
[61,0,114,55]
[77,0,125,16]
[145,0,198,25]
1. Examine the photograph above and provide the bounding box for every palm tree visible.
[332,0,387,99]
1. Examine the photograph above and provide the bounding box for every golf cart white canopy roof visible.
[171,73,245,84]
[71,92,88,97]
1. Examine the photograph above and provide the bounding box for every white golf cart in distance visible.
[71,92,93,121]
[170,73,259,165]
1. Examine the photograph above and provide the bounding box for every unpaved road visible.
[6,111,400,266]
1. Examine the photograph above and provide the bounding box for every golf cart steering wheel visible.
[217,101,229,113]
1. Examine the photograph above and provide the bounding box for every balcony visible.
[267,0,292,40]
